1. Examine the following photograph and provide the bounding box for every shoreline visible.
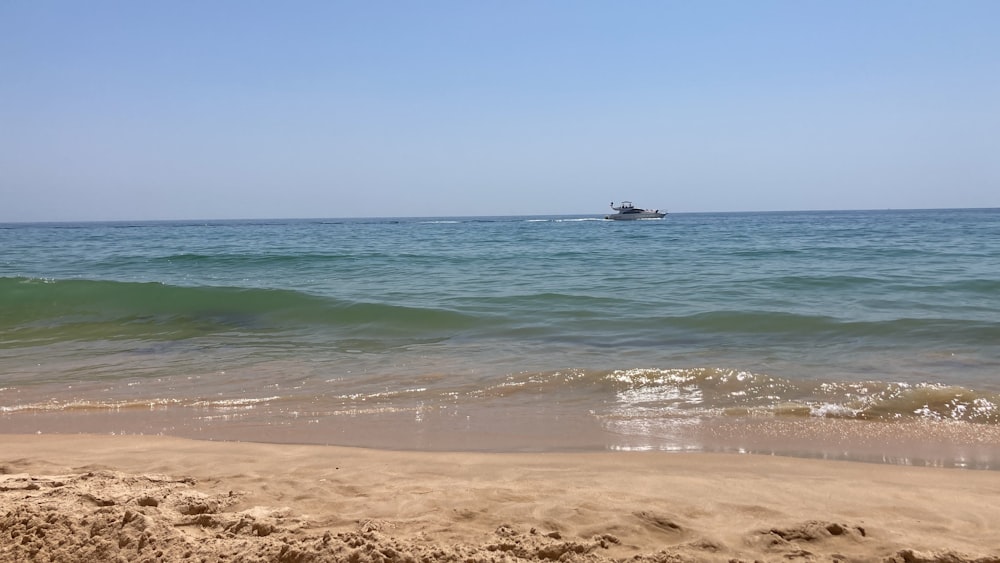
[3,433,999,562]
[5,407,1000,471]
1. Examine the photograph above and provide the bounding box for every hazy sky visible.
[2,1,998,221]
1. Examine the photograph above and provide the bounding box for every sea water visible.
[2,209,1000,467]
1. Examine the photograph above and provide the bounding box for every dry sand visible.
[2,434,999,562]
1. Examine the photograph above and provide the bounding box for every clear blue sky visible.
[2,1,998,221]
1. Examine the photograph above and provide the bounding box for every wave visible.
[0,277,482,346]
[8,366,998,426]
[3,277,996,350]
[482,368,1000,425]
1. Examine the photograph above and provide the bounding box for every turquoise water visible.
[3,209,1000,466]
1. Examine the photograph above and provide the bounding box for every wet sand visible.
[2,433,999,562]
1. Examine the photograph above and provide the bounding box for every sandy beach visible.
[2,434,998,562]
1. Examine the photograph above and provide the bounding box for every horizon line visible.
[2,206,998,225]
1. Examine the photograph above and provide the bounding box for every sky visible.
[2,1,998,221]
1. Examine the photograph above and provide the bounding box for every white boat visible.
[605,201,666,220]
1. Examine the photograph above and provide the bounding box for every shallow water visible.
[3,209,1000,467]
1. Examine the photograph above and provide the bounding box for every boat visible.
[604,201,666,220]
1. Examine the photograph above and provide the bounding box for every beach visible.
[4,213,1000,560]
[2,433,999,562]
[7,0,1000,556]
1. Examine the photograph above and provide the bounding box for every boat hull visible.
[605,212,666,220]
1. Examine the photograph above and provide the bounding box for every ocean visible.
[3,209,1000,468]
